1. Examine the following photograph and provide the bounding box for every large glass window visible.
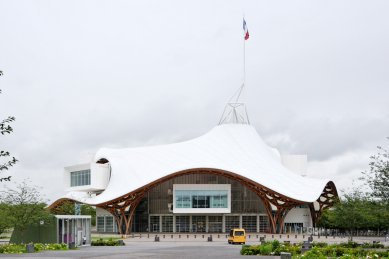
[175,190,228,209]
[175,216,190,232]
[70,170,91,187]
[150,216,160,232]
[162,216,173,232]
[97,216,105,232]
[225,216,240,232]
[242,216,257,233]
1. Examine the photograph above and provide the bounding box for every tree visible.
[0,70,17,182]
[362,138,389,203]
[0,181,52,233]
[0,203,12,236]
[50,200,96,226]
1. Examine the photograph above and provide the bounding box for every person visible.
[82,235,86,245]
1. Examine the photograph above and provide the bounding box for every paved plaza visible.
[1,234,388,259]
[0,242,246,259]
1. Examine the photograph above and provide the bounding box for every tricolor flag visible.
[243,18,249,40]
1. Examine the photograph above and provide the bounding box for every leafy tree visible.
[362,138,389,203]
[51,200,96,226]
[0,180,52,233]
[0,70,17,182]
[0,203,12,236]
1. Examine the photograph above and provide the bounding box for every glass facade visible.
[96,216,118,233]
[97,173,271,233]
[175,216,190,232]
[192,216,206,232]
[162,216,173,232]
[175,190,228,209]
[225,215,240,231]
[242,215,257,233]
[70,170,91,187]
[208,216,223,233]
[150,216,160,232]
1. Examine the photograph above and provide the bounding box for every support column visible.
[256,215,260,233]
[206,216,209,233]
[159,215,162,233]
[222,214,226,233]
[173,215,176,233]
[189,215,192,233]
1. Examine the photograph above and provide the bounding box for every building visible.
[49,123,338,235]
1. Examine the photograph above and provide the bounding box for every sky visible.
[1,0,388,203]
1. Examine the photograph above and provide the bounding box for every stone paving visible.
[123,232,389,245]
[1,234,388,259]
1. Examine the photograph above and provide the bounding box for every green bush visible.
[300,247,326,259]
[91,238,124,246]
[0,243,68,254]
[312,241,328,248]
[240,240,389,258]
[271,239,281,250]
[259,243,273,255]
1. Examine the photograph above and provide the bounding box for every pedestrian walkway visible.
[123,233,388,245]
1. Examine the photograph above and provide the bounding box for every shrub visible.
[312,241,328,248]
[259,243,273,255]
[300,247,326,259]
[91,238,124,246]
[271,239,281,250]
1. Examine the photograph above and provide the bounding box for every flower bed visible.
[0,243,68,254]
[240,240,389,258]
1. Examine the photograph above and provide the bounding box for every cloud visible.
[0,0,388,202]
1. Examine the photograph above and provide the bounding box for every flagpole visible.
[236,17,246,103]
[243,16,246,86]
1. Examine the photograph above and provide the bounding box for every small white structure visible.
[56,215,91,247]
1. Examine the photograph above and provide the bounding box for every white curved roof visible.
[63,124,334,205]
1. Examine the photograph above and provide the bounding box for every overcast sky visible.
[1,0,388,203]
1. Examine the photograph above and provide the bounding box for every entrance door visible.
[192,216,206,233]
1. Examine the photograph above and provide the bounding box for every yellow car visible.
[228,228,246,244]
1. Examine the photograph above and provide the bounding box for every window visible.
[70,170,91,187]
[97,216,105,232]
[175,190,228,209]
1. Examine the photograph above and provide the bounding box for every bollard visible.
[295,235,297,238]
[148,234,149,238]
[208,235,213,242]
[171,235,173,239]
[154,236,160,242]
[69,242,76,249]
[280,252,292,259]
[179,235,181,238]
[26,244,35,253]
[218,234,220,238]
[272,235,274,238]
[249,235,251,239]
[287,234,289,238]
[202,235,204,238]
[163,235,165,239]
